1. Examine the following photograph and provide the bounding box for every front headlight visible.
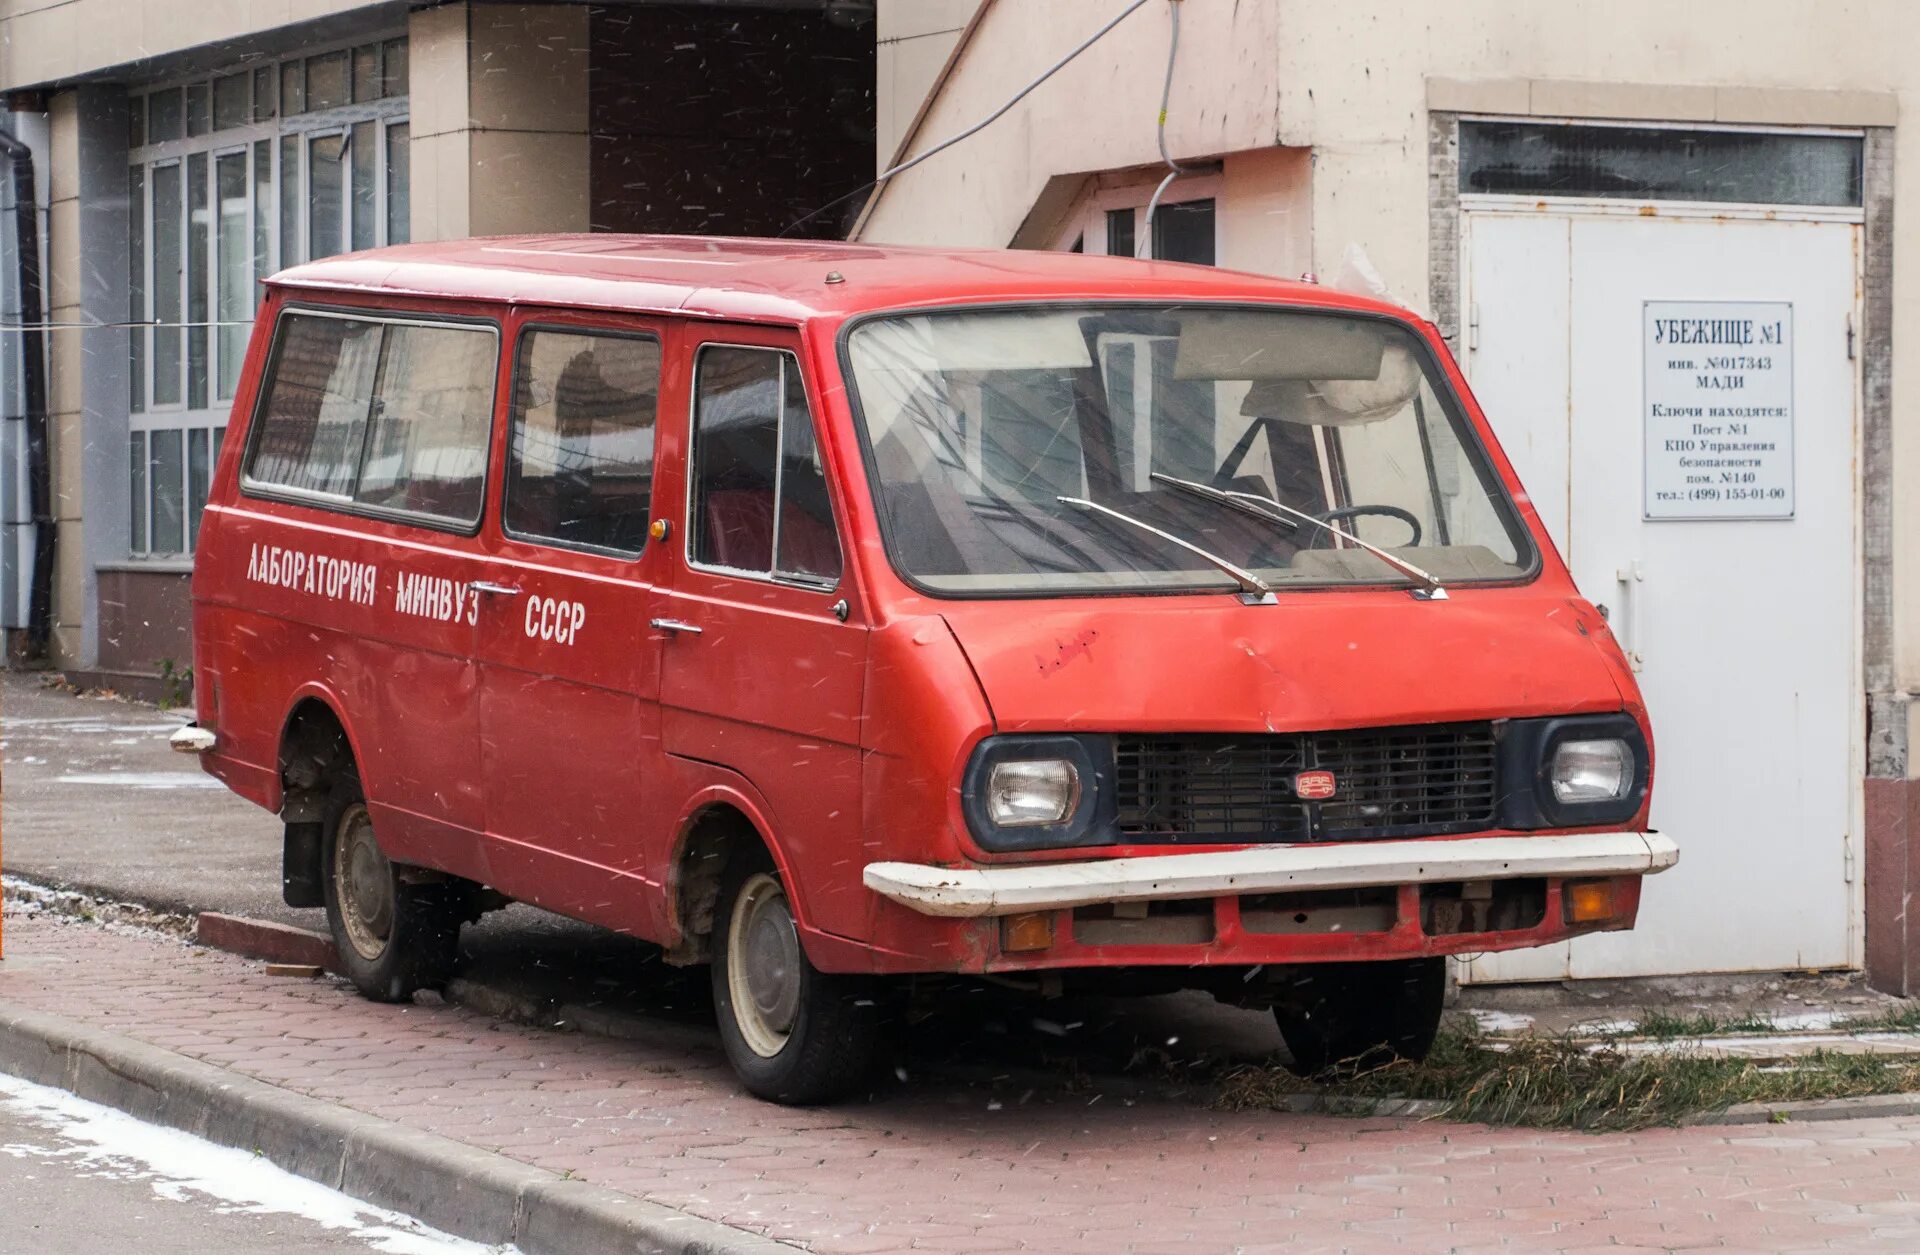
[1551,738,1633,803]
[987,758,1081,826]
[962,735,1112,852]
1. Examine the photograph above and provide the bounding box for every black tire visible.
[1273,958,1446,1077]
[710,851,883,1104]
[320,777,464,1003]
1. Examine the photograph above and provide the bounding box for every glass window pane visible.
[1459,121,1866,208]
[507,330,660,553]
[1152,199,1215,265]
[128,431,148,554]
[306,51,349,112]
[354,323,496,522]
[253,66,276,122]
[151,162,183,406]
[691,347,781,572]
[147,89,183,143]
[253,139,272,282]
[776,358,840,582]
[216,152,249,400]
[187,152,209,410]
[129,166,145,414]
[386,122,410,245]
[280,61,305,117]
[382,39,409,98]
[188,427,210,546]
[185,83,210,138]
[129,96,146,149]
[350,120,376,251]
[151,428,186,553]
[247,313,382,497]
[213,74,248,131]
[279,135,303,266]
[1105,208,1134,260]
[352,45,381,103]
[308,133,345,260]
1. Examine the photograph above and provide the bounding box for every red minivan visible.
[179,236,1677,1102]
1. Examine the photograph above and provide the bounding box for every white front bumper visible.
[864,831,1679,919]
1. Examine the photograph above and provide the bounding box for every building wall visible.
[875,0,975,172]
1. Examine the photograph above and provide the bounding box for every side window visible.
[690,346,842,585]
[244,311,497,526]
[505,329,660,555]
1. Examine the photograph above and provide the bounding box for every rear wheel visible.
[320,779,464,1003]
[1273,958,1446,1076]
[710,853,882,1104]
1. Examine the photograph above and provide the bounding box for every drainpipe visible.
[0,122,52,661]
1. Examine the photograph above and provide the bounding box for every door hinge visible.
[1847,312,1858,362]
[1468,302,1480,352]
[1844,832,1856,884]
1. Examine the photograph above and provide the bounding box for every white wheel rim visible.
[726,872,801,1059]
[334,802,394,963]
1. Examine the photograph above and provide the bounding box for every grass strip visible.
[1214,1027,1920,1132]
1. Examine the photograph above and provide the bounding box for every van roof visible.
[269,235,1413,326]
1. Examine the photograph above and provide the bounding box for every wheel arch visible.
[663,783,804,966]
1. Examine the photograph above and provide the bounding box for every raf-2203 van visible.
[177,236,1678,1103]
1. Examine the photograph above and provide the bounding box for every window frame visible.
[683,340,845,593]
[834,300,1545,602]
[501,320,665,561]
[238,302,503,537]
[125,34,410,560]
[1051,172,1223,261]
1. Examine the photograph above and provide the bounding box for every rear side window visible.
[689,345,841,585]
[244,310,498,526]
[505,329,660,555]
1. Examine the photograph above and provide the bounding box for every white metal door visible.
[1462,207,1861,980]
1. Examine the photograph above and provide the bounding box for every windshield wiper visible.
[1150,473,1448,599]
[1056,495,1277,605]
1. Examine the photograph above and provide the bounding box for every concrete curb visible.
[1700,1092,1920,1126]
[0,1002,796,1254]
[195,911,342,975]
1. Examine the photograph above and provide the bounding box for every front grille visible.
[1112,722,1498,843]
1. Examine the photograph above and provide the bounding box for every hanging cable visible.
[782,0,1156,238]
[1138,0,1187,259]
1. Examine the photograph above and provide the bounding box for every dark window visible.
[690,346,841,584]
[1152,199,1215,265]
[246,312,496,525]
[506,329,660,555]
[1459,121,1864,208]
[1105,208,1135,260]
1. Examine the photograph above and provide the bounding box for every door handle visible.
[466,580,523,597]
[650,618,704,636]
[1613,562,1645,673]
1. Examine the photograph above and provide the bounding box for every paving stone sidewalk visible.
[9,910,1920,1251]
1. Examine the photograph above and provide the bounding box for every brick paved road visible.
[5,908,1920,1252]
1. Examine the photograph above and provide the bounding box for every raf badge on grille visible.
[1294,769,1337,800]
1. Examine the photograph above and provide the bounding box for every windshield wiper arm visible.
[1056,495,1276,605]
[1150,473,1447,599]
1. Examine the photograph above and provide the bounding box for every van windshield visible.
[843,305,1534,596]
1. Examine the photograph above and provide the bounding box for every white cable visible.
[1138,0,1187,259]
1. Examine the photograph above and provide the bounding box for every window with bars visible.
[127,38,410,557]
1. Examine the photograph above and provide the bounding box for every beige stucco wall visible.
[860,0,1920,691]
[876,0,977,172]
[408,1,590,241]
[0,0,391,88]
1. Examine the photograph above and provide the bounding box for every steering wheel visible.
[1306,505,1422,549]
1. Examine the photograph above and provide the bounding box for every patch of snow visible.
[55,771,226,790]
[0,1073,511,1253]
[1467,1010,1535,1033]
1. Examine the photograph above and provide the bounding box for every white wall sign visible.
[1643,301,1794,520]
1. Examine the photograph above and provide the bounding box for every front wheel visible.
[320,779,464,1003]
[1273,958,1446,1077]
[711,855,883,1104]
